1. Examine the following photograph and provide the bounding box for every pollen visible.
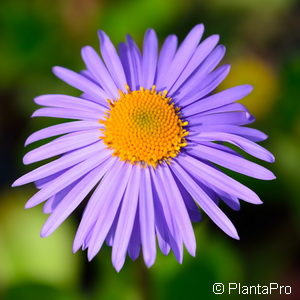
[100,86,189,167]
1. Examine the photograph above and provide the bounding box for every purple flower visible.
[13,25,275,271]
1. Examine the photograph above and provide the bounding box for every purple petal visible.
[112,167,141,271]
[160,24,204,91]
[32,107,103,121]
[41,158,114,237]
[169,34,219,95]
[155,35,178,87]
[74,163,132,260]
[43,196,55,214]
[127,212,141,261]
[126,35,143,90]
[199,178,241,210]
[176,154,262,204]
[34,94,107,111]
[171,160,239,239]
[81,46,119,99]
[195,103,248,116]
[191,125,268,142]
[42,179,79,215]
[188,111,255,127]
[22,130,101,165]
[13,142,105,186]
[139,167,156,267]
[34,170,67,189]
[187,143,275,180]
[118,42,135,90]
[182,85,253,117]
[152,182,173,256]
[24,152,110,209]
[161,165,196,256]
[105,207,120,247]
[52,66,109,103]
[192,131,275,162]
[174,45,226,103]
[173,175,202,222]
[25,121,102,146]
[177,64,231,107]
[98,30,127,91]
[73,160,124,252]
[86,163,132,261]
[196,178,240,211]
[151,167,183,263]
[80,70,99,85]
[156,228,171,255]
[141,29,158,89]
[219,194,240,211]
[188,141,243,157]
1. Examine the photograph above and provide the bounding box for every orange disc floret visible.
[100,86,188,167]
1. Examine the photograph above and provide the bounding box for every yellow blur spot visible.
[0,189,79,288]
[220,56,279,119]
[100,86,188,166]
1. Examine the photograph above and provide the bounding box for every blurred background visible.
[0,0,299,299]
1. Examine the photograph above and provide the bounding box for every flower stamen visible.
[100,86,188,166]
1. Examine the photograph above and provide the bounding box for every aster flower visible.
[13,24,275,271]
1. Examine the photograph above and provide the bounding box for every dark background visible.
[0,0,299,299]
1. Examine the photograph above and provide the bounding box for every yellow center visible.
[100,86,188,167]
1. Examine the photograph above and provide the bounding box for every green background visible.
[0,0,299,299]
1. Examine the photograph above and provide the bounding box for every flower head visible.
[100,86,188,166]
[13,24,275,271]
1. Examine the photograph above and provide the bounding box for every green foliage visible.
[0,0,299,299]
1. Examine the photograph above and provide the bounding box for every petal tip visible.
[251,197,263,205]
[11,179,19,187]
[73,236,83,253]
[87,250,96,262]
[229,228,240,240]
[113,262,124,273]
[98,30,108,43]
[72,243,80,254]
[24,136,34,146]
[268,172,276,180]
[52,66,61,75]
[40,229,48,238]
[33,95,43,105]
[195,23,205,32]
[145,28,155,35]
[269,154,276,163]
[209,34,220,44]
[233,234,240,240]
[244,84,254,95]
[144,254,156,268]
[188,248,196,257]
[24,201,33,209]
[31,111,38,118]
[219,44,226,53]
[223,64,231,72]
[22,155,31,165]
[80,45,89,56]
[87,245,100,261]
